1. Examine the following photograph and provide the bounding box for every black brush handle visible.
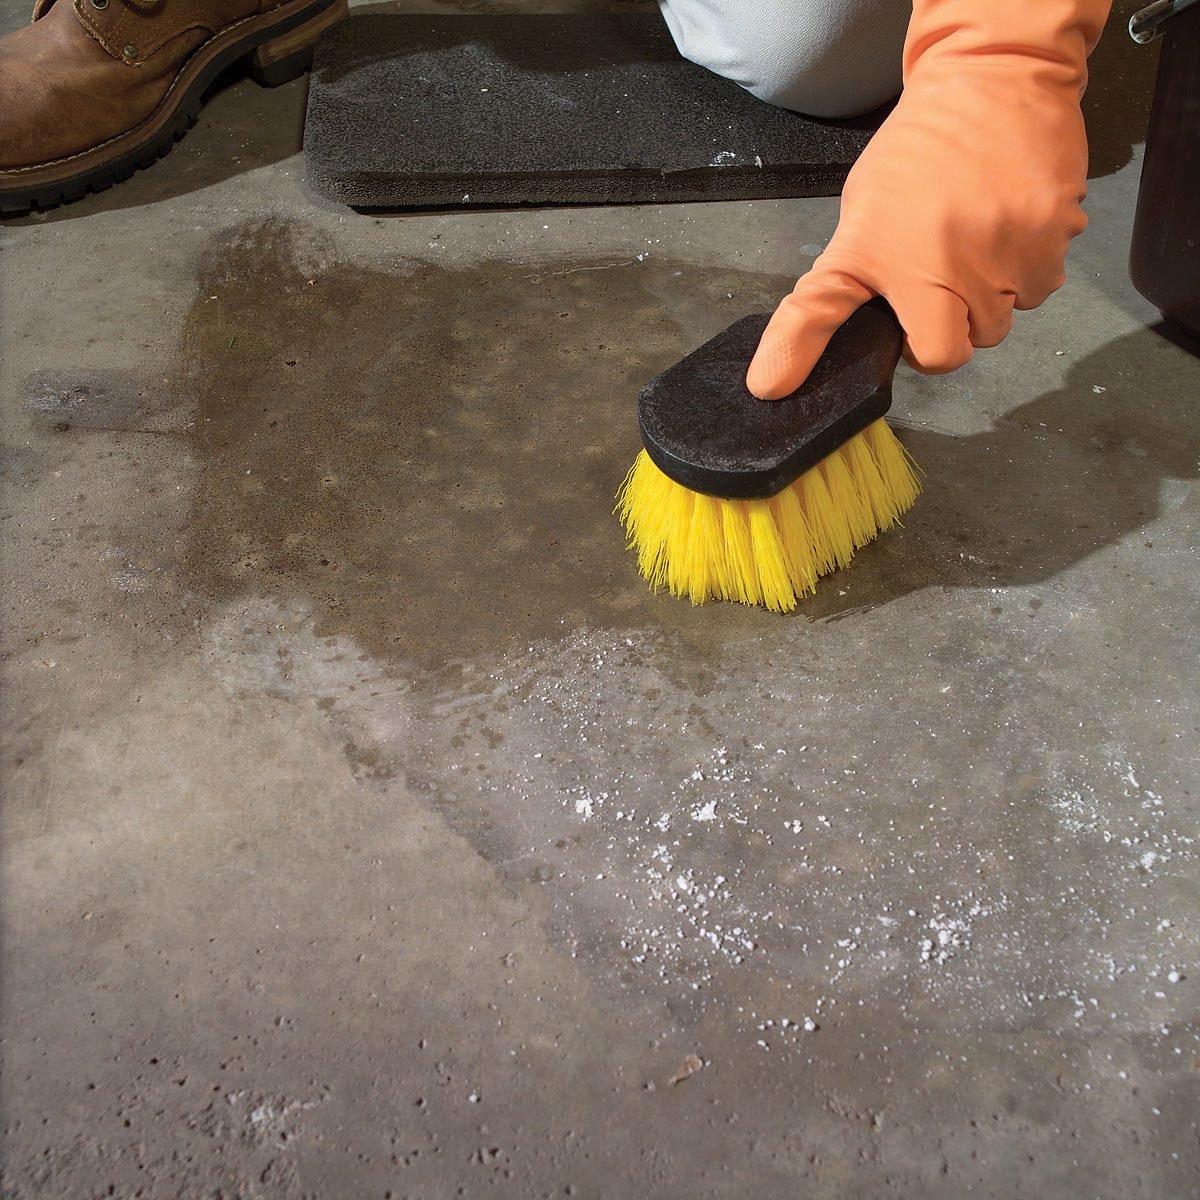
[638,298,903,500]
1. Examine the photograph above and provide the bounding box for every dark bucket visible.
[1129,0,1200,339]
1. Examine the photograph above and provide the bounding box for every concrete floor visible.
[2,3,1199,1197]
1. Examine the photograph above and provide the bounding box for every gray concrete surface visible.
[2,2,1198,1197]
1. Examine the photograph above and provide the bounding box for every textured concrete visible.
[2,3,1198,1198]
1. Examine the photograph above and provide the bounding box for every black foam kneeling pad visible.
[303,13,881,208]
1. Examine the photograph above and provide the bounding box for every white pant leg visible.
[658,0,911,119]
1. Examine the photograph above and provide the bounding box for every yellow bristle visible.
[795,461,841,575]
[864,419,923,514]
[841,431,891,529]
[683,492,724,604]
[719,501,757,606]
[747,502,794,613]
[615,418,921,612]
[661,480,695,595]
[818,447,873,561]
[770,485,819,597]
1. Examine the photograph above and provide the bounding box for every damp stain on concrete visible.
[12,213,1196,702]
[171,217,1199,669]
[176,217,799,664]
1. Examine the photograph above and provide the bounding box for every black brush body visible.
[638,298,904,500]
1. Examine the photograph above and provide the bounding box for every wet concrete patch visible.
[174,217,1199,659]
[177,217,800,664]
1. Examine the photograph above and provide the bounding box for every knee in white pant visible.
[660,0,909,120]
[735,31,903,119]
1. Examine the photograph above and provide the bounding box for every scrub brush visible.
[616,299,921,612]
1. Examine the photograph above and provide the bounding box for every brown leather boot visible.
[0,0,347,213]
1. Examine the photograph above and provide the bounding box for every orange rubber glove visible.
[746,0,1111,398]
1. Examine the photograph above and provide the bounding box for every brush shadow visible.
[801,321,1200,620]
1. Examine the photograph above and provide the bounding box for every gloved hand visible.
[746,0,1111,399]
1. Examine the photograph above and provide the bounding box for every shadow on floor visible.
[805,319,1199,621]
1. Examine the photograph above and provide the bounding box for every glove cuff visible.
[904,0,1111,93]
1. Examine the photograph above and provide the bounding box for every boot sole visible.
[0,0,347,214]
